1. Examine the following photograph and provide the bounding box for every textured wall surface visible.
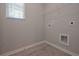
[0,3,44,54]
[0,4,3,54]
[45,3,79,54]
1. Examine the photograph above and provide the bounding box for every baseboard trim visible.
[45,41,79,56]
[1,40,79,56]
[1,40,46,56]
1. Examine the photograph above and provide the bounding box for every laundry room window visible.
[6,3,24,19]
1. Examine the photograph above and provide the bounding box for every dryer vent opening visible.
[59,33,69,46]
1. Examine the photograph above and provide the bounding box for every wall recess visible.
[59,33,69,46]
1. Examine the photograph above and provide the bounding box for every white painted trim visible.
[45,41,79,56]
[1,40,46,56]
[1,40,79,56]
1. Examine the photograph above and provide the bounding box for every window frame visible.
[6,3,25,20]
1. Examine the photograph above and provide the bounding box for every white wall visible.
[0,3,44,54]
[0,3,79,55]
[45,3,79,54]
[0,4,3,54]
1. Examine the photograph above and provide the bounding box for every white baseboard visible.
[45,41,79,56]
[1,40,79,56]
[1,40,46,56]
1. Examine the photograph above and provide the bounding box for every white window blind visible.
[6,3,24,19]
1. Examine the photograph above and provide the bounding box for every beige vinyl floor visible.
[11,43,71,56]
